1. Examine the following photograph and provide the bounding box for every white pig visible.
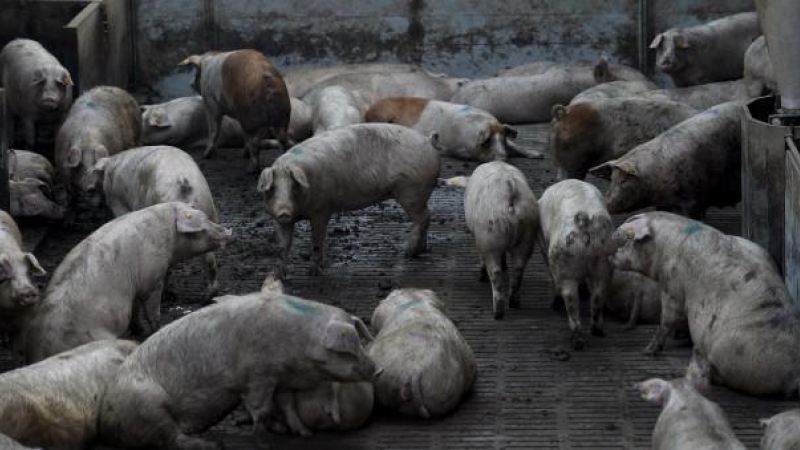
[0,339,137,450]
[303,85,370,134]
[0,210,45,334]
[82,145,222,297]
[369,288,476,418]
[0,39,73,149]
[284,63,422,98]
[760,409,800,450]
[538,180,614,349]
[743,36,777,98]
[99,286,377,450]
[16,202,231,363]
[258,124,440,279]
[271,381,374,436]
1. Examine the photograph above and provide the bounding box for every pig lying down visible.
[365,97,542,161]
[538,180,613,349]
[760,409,800,450]
[258,123,440,280]
[99,284,376,449]
[82,145,222,297]
[612,212,800,396]
[0,339,136,450]
[16,202,231,363]
[636,376,746,450]
[284,62,423,98]
[8,149,65,220]
[369,288,476,418]
[573,79,743,111]
[0,38,73,149]
[304,84,370,134]
[0,210,45,335]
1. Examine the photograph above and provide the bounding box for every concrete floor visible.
[3,123,794,449]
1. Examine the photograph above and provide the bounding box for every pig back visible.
[58,86,141,155]
[0,210,22,245]
[220,50,290,134]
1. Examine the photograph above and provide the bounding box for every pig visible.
[258,124,440,279]
[538,180,614,349]
[497,58,649,81]
[364,97,543,161]
[0,210,45,333]
[589,101,742,219]
[451,55,650,124]
[549,98,697,180]
[611,212,800,395]
[284,63,422,98]
[81,145,222,297]
[179,49,292,172]
[636,376,746,450]
[743,36,777,98]
[271,382,374,436]
[9,178,65,220]
[368,288,476,418]
[650,12,761,87]
[303,85,370,134]
[607,271,666,328]
[98,284,377,450]
[760,410,800,450]
[571,80,659,103]
[0,38,73,149]
[459,161,539,319]
[9,149,55,186]
[0,339,137,450]
[54,85,141,211]
[308,71,459,104]
[573,80,742,110]
[288,96,314,142]
[15,202,231,363]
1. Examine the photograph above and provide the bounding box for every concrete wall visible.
[133,0,755,100]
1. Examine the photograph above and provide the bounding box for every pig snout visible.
[273,204,295,224]
[15,284,40,307]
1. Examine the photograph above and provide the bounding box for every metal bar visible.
[637,0,649,74]
[0,89,10,213]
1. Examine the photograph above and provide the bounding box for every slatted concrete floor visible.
[3,123,795,449]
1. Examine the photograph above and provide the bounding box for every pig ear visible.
[615,161,637,177]
[552,104,567,121]
[635,378,671,405]
[261,273,284,294]
[593,53,611,82]
[256,168,274,193]
[175,207,205,233]
[65,147,82,168]
[620,216,651,242]
[289,165,310,190]
[588,161,614,180]
[25,253,46,276]
[649,33,664,50]
[178,54,202,68]
[760,418,772,429]
[351,316,374,343]
[322,320,361,356]
[502,124,518,139]
[61,71,74,87]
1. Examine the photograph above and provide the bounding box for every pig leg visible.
[244,134,261,173]
[275,391,312,436]
[560,279,584,349]
[508,242,534,309]
[201,107,222,160]
[274,222,294,280]
[484,252,508,319]
[21,118,36,150]
[204,252,219,300]
[644,294,685,356]
[625,296,642,331]
[587,277,607,337]
[396,188,432,257]
[309,213,331,276]
[244,379,278,438]
[139,283,163,335]
[505,140,544,159]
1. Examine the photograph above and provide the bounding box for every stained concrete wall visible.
[134,0,756,100]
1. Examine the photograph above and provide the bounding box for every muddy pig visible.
[82,145,222,297]
[612,212,800,396]
[99,284,377,449]
[179,49,291,172]
[636,376,746,450]
[369,288,476,418]
[285,63,422,98]
[651,12,760,87]
[0,210,45,334]
[258,124,440,280]
[304,85,370,134]
[456,161,539,319]
[550,98,697,179]
[743,36,777,98]
[539,180,614,349]
[16,202,231,363]
[761,409,800,450]
[365,97,542,161]
[0,339,137,450]
[54,86,141,213]
[590,101,741,219]
[0,39,73,149]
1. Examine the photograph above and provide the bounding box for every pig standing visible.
[82,145,222,297]
[8,149,65,220]
[54,86,141,212]
[760,410,800,450]
[549,98,697,180]
[258,124,440,279]
[636,377,746,450]
[365,97,542,161]
[589,102,742,218]
[303,85,370,134]
[285,63,422,98]
[179,50,291,172]
[451,55,650,124]
[16,202,231,363]
[0,339,137,450]
[99,286,376,449]
[368,288,476,418]
[460,161,539,319]
[743,36,777,98]
[612,212,800,395]
[650,12,761,87]
[0,39,73,149]
[539,180,614,349]
[0,210,45,334]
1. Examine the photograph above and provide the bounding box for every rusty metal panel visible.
[742,97,787,271]
[65,1,106,94]
[0,89,9,212]
[786,137,800,304]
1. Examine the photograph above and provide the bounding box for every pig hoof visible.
[571,331,585,350]
[493,304,505,320]
[509,295,521,309]
[590,325,605,337]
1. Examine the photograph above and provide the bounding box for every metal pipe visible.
[756,0,800,112]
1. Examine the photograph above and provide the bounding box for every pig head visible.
[257,163,309,224]
[171,203,232,260]
[650,30,690,75]
[0,248,45,311]
[30,65,73,115]
[589,160,651,213]
[305,316,377,383]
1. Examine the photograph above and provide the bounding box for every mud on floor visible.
[3,124,794,450]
